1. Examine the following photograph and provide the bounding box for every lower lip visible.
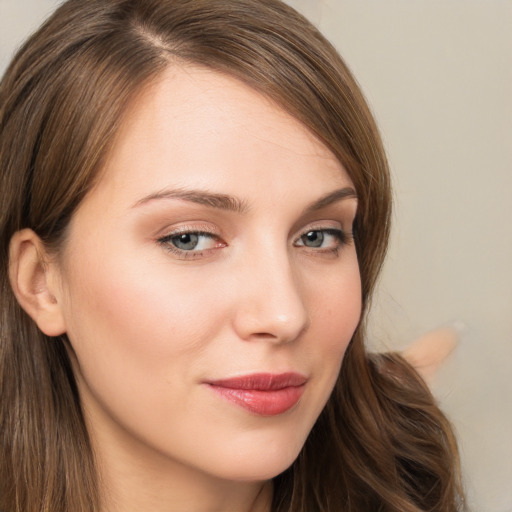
[208,385,305,416]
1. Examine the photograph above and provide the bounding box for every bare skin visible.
[10,66,361,511]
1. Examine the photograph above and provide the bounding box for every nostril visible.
[252,332,279,339]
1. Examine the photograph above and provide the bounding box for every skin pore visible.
[42,66,362,512]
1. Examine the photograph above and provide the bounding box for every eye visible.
[300,230,326,248]
[158,230,226,257]
[294,228,349,252]
[169,232,209,251]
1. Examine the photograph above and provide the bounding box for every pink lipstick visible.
[206,373,306,416]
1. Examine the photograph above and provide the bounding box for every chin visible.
[208,434,306,483]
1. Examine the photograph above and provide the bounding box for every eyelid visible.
[294,220,344,239]
[155,222,220,238]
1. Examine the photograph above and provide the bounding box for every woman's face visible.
[55,66,361,483]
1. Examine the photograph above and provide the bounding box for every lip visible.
[206,372,307,416]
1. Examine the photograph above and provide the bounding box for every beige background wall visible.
[2,1,511,510]
[293,3,512,510]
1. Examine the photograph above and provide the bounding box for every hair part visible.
[0,1,464,511]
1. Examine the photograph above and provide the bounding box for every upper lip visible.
[206,372,307,391]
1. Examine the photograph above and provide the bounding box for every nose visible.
[231,250,310,344]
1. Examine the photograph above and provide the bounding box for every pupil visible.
[304,231,323,247]
[173,233,199,250]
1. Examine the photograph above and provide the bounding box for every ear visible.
[8,229,67,337]
[401,326,460,384]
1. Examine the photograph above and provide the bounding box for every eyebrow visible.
[132,186,357,214]
[303,187,357,213]
[132,188,249,214]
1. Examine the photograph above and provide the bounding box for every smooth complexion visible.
[47,66,361,512]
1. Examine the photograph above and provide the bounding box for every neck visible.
[86,410,273,512]
[98,456,273,512]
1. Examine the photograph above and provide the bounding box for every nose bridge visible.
[232,240,310,343]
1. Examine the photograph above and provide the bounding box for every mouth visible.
[206,373,307,416]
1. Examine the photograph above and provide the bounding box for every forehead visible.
[90,65,350,207]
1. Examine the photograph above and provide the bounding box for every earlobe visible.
[8,229,67,337]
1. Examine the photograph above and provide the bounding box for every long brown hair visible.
[0,1,464,510]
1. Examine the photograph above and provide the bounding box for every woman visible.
[0,0,464,511]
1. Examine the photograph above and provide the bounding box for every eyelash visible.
[157,226,353,260]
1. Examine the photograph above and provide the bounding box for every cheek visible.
[64,245,224,354]
[60,243,230,412]
[60,247,234,446]
[303,254,361,378]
